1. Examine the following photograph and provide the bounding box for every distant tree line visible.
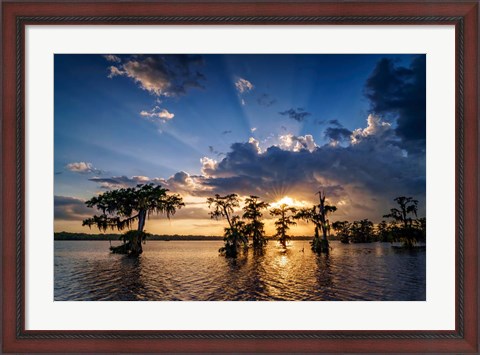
[54,232,122,241]
[54,232,226,241]
[333,197,425,247]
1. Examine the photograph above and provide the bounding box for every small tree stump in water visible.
[110,242,131,254]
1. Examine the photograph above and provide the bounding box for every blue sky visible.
[54,54,425,235]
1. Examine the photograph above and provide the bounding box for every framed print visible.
[2,1,478,353]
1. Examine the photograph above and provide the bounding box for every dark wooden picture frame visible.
[2,1,478,353]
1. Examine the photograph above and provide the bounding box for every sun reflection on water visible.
[278,254,289,267]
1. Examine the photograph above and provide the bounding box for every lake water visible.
[54,240,425,301]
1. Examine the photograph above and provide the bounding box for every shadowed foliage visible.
[270,204,297,248]
[350,219,375,243]
[242,195,269,250]
[207,194,247,258]
[376,220,391,242]
[296,191,337,254]
[413,217,427,244]
[332,221,352,244]
[383,196,420,248]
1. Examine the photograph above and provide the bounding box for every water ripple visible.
[54,241,425,301]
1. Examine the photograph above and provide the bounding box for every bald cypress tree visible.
[270,204,297,248]
[296,191,337,254]
[207,194,247,258]
[82,183,184,256]
[383,196,419,248]
[242,195,269,250]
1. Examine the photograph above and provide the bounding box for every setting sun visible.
[270,196,306,208]
[273,196,294,206]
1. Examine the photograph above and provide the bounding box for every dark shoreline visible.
[54,232,319,241]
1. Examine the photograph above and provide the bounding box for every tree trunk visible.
[223,206,233,229]
[318,193,329,253]
[130,210,146,257]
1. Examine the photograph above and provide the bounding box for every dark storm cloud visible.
[279,108,312,122]
[54,196,92,220]
[107,54,205,97]
[324,127,352,141]
[257,93,277,107]
[364,56,426,152]
[203,175,267,197]
[196,116,425,221]
[202,143,334,199]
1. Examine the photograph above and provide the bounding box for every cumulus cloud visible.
[103,54,121,63]
[234,77,254,94]
[66,162,101,174]
[140,106,175,122]
[364,56,426,153]
[200,157,218,176]
[351,114,392,144]
[107,54,205,97]
[192,115,424,221]
[107,66,124,78]
[279,134,317,153]
[248,137,262,154]
[159,171,211,196]
[279,108,311,122]
[54,196,92,220]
